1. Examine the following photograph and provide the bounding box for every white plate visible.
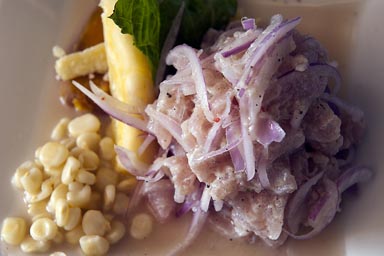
[0,0,383,255]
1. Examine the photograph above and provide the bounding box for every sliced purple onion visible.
[146,105,193,152]
[241,17,256,30]
[256,149,270,188]
[256,114,286,147]
[136,170,165,183]
[285,172,324,233]
[196,138,241,162]
[321,93,364,122]
[226,121,245,172]
[167,208,208,256]
[290,178,339,239]
[166,45,214,122]
[115,145,149,175]
[72,81,149,132]
[176,183,204,217]
[337,166,373,193]
[200,186,211,212]
[237,16,301,89]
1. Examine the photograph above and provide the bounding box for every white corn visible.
[79,235,110,256]
[83,191,102,210]
[116,178,136,194]
[30,217,58,241]
[76,169,96,185]
[76,132,100,151]
[82,210,110,236]
[1,217,27,245]
[60,137,76,150]
[95,167,119,191]
[50,252,67,256]
[67,183,91,207]
[39,142,69,169]
[55,198,69,227]
[130,213,153,240]
[20,236,51,253]
[103,184,116,211]
[44,166,62,178]
[20,167,43,194]
[12,161,37,190]
[79,150,100,171]
[61,156,81,185]
[51,118,70,141]
[25,178,55,204]
[65,225,85,245]
[99,137,115,160]
[70,146,84,158]
[112,192,130,215]
[27,200,51,221]
[105,220,125,244]
[47,184,68,214]
[68,114,101,137]
[63,207,82,231]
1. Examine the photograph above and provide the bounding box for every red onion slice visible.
[256,114,286,147]
[337,166,373,193]
[241,17,256,30]
[285,172,324,233]
[137,134,156,156]
[72,81,149,132]
[167,208,208,256]
[166,45,214,122]
[115,145,149,175]
[237,16,301,89]
[290,179,339,240]
[146,105,193,152]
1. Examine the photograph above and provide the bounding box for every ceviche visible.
[0,0,372,255]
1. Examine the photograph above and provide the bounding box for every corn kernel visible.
[79,235,110,256]
[1,217,27,245]
[83,191,102,210]
[79,149,100,171]
[47,184,68,214]
[99,137,115,160]
[82,210,110,236]
[68,114,101,137]
[39,142,69,169]
[65,225,84,245]
[76,169,96,185]
[63,207,82,231]
[103,184,116,211]
[25,178,55,204]
[76,132,101,151]
[105,220,125,244]
[60,137,76,150]
[55,198,69,227]
[61,156,81,185]
[67,183,91,207]
[20,236,51,253]
[116,178,137,194]
[20,167,43,194]
[130,213,153,240]
[51,118,70,141]
[30,217,58,241]
[50,252,67,256]
[12,161,38,190]
[27,200,51,221]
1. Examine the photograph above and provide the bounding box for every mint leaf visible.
[110,0,161,75]
[109,0,237,78]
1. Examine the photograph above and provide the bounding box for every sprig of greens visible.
[109,0,237,77]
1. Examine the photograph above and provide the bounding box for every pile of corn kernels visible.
[1,113,154,255]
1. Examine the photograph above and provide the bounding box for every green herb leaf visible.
[109,0,237,78]
[109,0,161,75]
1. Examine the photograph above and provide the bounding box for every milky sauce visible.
[112,1,364,255]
